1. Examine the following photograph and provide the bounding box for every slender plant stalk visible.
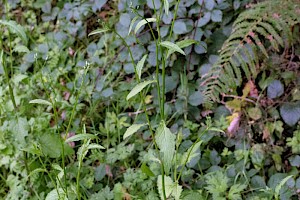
[176,126,210,182]
[38,66,68,196]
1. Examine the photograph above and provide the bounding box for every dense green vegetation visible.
[0,0,299,199]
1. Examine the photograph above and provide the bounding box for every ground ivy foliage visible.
[1,0,300,199]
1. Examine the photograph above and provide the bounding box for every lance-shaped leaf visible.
[87,143,105,150]
[166,39,197,58]
[126,80,156,100]
[181,141,202,166]
[123,123,147,140]
[136,54,148,79]
[65,134,97,143]
[164,0,170,16]
[0,20,28,45]
[155,121,176,175]
[29,99,52,106]
[160,41,186,56]
[88,28,110,36]
[128,16,139,35]
[134,18,156,34]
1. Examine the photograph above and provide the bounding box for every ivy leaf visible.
[92,0,107,12]
[174,21,187,34]
[194,41,207,54]
[251,175,266,189]
[289,155,300,167]
[233,0,241,10]
[119,13,131,27]
[280,101,300,126]
[123,124,146,140]
[160,41,186,55]
[188,90,204,106]
[205,0,215,10]
[155,121,176,174]
[211,10,222,22]
[134,18,156,34]
[126,80,156,100]
[267,80,284,99]
[197,12,211,27]
[251,144,265,170]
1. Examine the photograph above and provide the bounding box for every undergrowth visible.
[0,0,300,199]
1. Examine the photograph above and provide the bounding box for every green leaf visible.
[113,183,124,200]
[280,101,300,126]
[251,144,265,170]
[163,0,169,16]
[14,45,30,53]
[160,41,186,56]
[188,91,204,106]
[123,123,146,140]
[166,39,197,58]
[88,28,110,36]
[51,164,63,171]
[65,133,97,143]
[208,127,225,134]
[45,188,66,200]
[228,184,247,200]
[136,54,147,80]
[211,10,222,22]
[28,168,47,178]
[289,155,300,167]
[205,0,215,10]
[157,175,182,200]
[141,162,155,177]
[12,117,29,146]
[248,107,262,120]
[87,143,105,150]
[176,39,198,49]
[128,16,139,35]
[29,99,52,106]
[126,80,156,101]
[0,20,28,45]
[275,175,293,199]
[134,18,156,34]
[181,141,202,166]
[205,171,228,198]
[267,80,284,99]
[39,133,62,158]
[155,121,176,174]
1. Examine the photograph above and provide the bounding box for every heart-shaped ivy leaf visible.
[280,101,300,126]
[267,80,284,99]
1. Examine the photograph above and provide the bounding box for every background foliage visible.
[0,0,299,199]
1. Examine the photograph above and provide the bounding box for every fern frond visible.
[202,0,300,103]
